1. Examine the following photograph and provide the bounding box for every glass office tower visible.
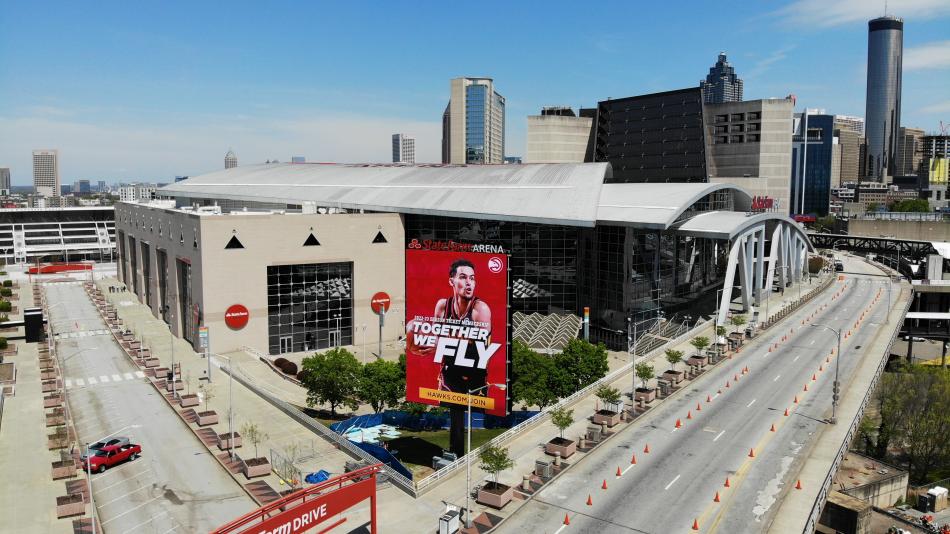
[864,16,903,182]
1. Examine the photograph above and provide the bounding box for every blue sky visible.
[2,0,950,184]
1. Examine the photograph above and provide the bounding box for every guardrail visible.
[234,347,417,496]
[801,278,910,533]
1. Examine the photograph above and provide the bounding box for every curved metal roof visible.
[674,211,815,249]
[161,163,759,231]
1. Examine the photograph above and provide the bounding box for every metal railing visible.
[801,281,910,533]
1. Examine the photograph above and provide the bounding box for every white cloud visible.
[919,100,950,114]
[0,113,443,184]
[905,40,950,70]
[746,45,797,79]
[775,0,950,27]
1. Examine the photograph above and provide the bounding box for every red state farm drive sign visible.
[242,475,375,534]
[224,304,249,330]
[370,292,391,315]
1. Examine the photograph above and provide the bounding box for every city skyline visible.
[1,0,949,185]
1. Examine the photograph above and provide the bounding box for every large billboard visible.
[405,244,509,416]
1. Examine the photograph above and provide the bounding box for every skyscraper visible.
[895,126,924,176]
[33,149,60,197]
[864,16,903,181]
[791,111,835,216]
[525,107,593,163]
[442,77,505,164]
[0,168,10,195]
[225,149,238,169]
[700,53,743,104]
[392,134,416,164]
[834,120,864,186]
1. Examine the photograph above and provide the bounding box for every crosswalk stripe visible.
[123,373,134,380]
[112,374,122,381]
[65,379,72,388]
[134,371,145,378]
[99,375,110,383]
[87,377,97,385]
[75,378,85,386]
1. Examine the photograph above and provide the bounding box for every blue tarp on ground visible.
[304,470,331,484]
[330,409,541,434]
[352,441,414,480]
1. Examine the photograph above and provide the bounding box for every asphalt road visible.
[497,257,897,534]
[48,282,255,533]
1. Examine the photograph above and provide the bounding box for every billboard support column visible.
[378,311,384,358]
[450,407,465,456]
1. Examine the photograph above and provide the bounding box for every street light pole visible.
[211,354,236,460]
[466,382,506,529]
[86,442,96,534]
[808,323,841,424]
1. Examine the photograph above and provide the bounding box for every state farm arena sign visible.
[225,304,250,330]
[211,465,380,534]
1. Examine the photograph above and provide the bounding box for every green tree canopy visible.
[665,349,684,372]
[594,384,622,407]
[554,338,609,392]
[689,336,710,357]
[635,362,655,390]
[511,340,561,410]
[730,314,747,333]
[301,347,362,416]
[889,199,930,213]
[358,359,404,413]
[479,445,514,487]
[549,406,574,440]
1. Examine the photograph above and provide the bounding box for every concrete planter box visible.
[41,370,58,381]
[165,379,184,392]
[144,358,160,368]
[179,394,199,408]
[241,457,271,479]
[545,437,576,459]
[55,494,85,519]
[687,356,708,368]
[592,410,621,427]
[41,380,59,393]
[197,411,218,426]
[39,360,55,372]
[662,370,685,384]
[46,414,65,427]
[47,436,69,450]
[635,387,656,403]
[476,483,514,509]
[44,395,63,408]
[51,460,76,480]
[217,432,242,450]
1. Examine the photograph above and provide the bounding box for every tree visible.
[479,445,514,489]
[554,338,609,392]
[199,382,215,412]
[549,406,574,440]
[511,340,560,409]
[301,348,362,416]
[358,359,404,413]
[716,326,727,337]
[595,384,621,410]
[635,362,655,390]
[665,349,684,373]
[729,314,747,334]
[399,401,429,417]
[890,198,930,213]
[689,336,710,357]
[240,421,269,458]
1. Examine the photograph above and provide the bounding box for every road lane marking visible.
[123,372,134,380]
[793,355,800,362]
[134,371,145,378]
[75,378,85,386]
[713,430,725,442]
[112,374,122,381]
[87,377,97,385]
[664,474,681,490]
[623,463,636,475]
[99,375,110,382]
[747,399,756,408]
[773,375,780,382]
[65,379,72,388]
[810,340,815,345]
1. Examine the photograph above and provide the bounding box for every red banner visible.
[405,249,508,416]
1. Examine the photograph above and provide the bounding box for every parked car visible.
[88,444,141,473]
[834,261,844,272]
[81,437,130,461]
[903,335,928,342]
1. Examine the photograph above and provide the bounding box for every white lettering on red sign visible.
[255,503,328,534]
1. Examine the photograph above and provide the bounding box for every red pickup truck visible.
[87,443,141,473]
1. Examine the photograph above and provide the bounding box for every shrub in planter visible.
[274,357,289,368]
[279,361,298,375]
[476,445,515,509]
[1,280,10,287]
[0,288,11,297]
[0,338,7,350]
[545,406,576,458]
[296,370,310,382]
[0,301,10,313]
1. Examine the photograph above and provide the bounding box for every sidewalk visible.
[0,281,74,533]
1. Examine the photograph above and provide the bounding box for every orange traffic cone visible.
[644,444,650,454]
[675,419,682,429]
[616,466,622,477]
[748,448,755,458]
[795,479,802,490]
[586,494,592,506]
[812,374,817,381]
[794,395,799,404]
[602,479,608,490]
[696,402,702,411]
[819,364,823,372]
[631,453,637,464]
[714,491,721,502]
[706,395,712,403]
[692,519,700,531]
[565,513,572,524]
[726,381,730,389]
[804,383,808,392]
[724,476,731,487]
[784,408,789,416]
[687,411,692,420]
[734,374,739,381]
[770,423,776,432]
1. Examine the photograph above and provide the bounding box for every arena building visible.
[114,163,811,354]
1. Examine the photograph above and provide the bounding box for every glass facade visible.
[864,16,903,181]
[156,248,168,322]
[140,242,151,307]
[127,235,138,296]
[266,262,354,354]
[465,84,487,164]
[792,114,834,216]
[177,259,194,344]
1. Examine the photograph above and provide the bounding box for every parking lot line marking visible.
[119,510,168,533]
[160,526,179,534]
[87,377,97,385]
[747,399,756,408]
[773,375,780,382]
[134,371,145,378]
[123,372,134,380]
[664,474,681,490]
[94,468,152,492]
[100,495,162,525]
[99,484,152,507]
[713,431,725,442]
[99,375,110,382]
